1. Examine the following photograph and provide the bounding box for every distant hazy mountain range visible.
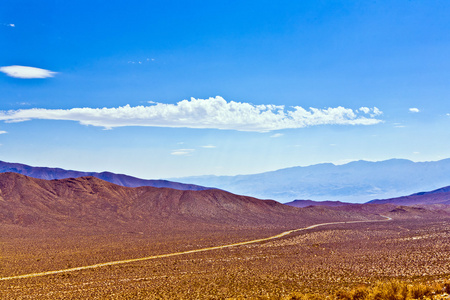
[367,185,450,206]
[285,200,352,208]
[0,160,210,191]
[172,159,450,203]
[286,184,450,207]
[3,159,450,204]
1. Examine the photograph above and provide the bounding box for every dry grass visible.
[284,279,450,299]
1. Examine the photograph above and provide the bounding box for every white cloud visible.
[0,65,57,79]
[171,149,195,156]
[359,107,371,114]
[270,133,284,138]
[201,145,216,148]
[7,24,15,27]
[359,106,382,117]
[0,96,383,131]
[0,131,6,134]
[372,107,382,116]
[409,108,420,113]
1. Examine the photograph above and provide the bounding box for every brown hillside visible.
[0,172,386,230]
[0,173,290,228]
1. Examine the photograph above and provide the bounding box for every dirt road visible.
[0,215,391,281]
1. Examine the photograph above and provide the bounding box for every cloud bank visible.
[0,65,57,79]
[0,96,383,132]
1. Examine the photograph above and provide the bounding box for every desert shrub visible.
[334,281,407,300]
[441,280,450,293]
[409,282,434,299]
[351,287,370,300]
[334,286,370,300]
[389,280,408,300]
[332,279,450,300]
[284,292,326,300]
[334,289,354,300]
[284,291,306,300]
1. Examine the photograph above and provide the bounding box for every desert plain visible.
[0,173,449,299]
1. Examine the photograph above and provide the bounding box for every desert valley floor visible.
[1,214,450,299]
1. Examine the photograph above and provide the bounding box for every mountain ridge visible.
[284,184,450,207]
[172,158,450,203]
[0,160,210,191]
[367,185,450,206]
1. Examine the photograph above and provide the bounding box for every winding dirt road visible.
[0,215,392,281]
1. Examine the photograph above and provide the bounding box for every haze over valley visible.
[173,158,450,203]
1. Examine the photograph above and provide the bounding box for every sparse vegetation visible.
[1,216,449,299]
[285,279,450,299]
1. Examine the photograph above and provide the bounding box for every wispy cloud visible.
[201,145,216,148]
[0,131,7,134]
[128,58,155,64]
[5,23,15,27]
[0,96,383,131]
[0,65,57,79]
[171,149,195,156]
[409,108,420,113]
[270,133,284,138]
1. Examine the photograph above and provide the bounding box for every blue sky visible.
[1,0,450,178]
